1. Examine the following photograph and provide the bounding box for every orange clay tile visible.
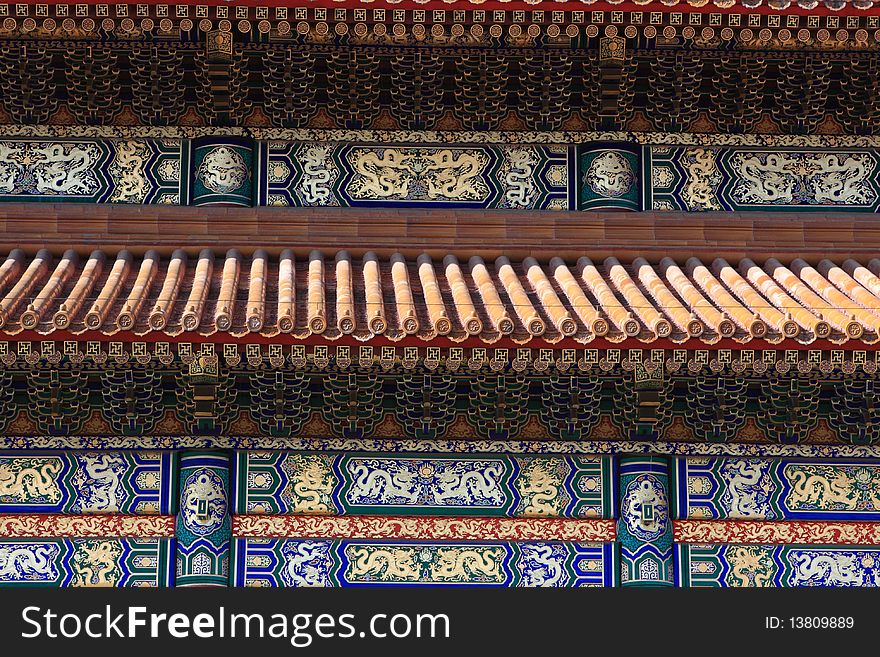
[246,249,268,333]
[84,250,132,332]
[605,256,672,339]
[822,259,880,318]
[117,250,158,332]
[470,256,513,335]
[740,257,830,338]
[523,256,576,337]
[548,257,606,336]
[417,254,451,336]
[180,249,213,332]
[0,248,878,346]
[633,257,701,338]
[307,250,326,334]
[363,251,387,335]
[391,253,419,336]
[335,251,355,334]
[214,249,241,332]
[661,258,735,339]
[21,249,77,331]
[496,256,544,336]
[714,258,797,338]
[277,249,295,334]
[443,255,481,336]
[148,249,186,331]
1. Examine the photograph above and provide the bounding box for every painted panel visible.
[235,452,615,518]
[264,143,569,209]
[676,544,880,587]
[0,451,176,514]
[191,138,253,206]
[0,139,184,203]
[577,145,640,210]
[0,538,173,587]
[674,457,880,521]
[175,452,231,587]
[233,539,615,587]
[649,147,880,212]
[618,457,673,586]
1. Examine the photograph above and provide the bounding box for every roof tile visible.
[0,248,878,347]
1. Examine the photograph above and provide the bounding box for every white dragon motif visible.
[71,453,128,513]
[732,153,799,204]
[0,543,60,581]
[808,154,875,205]
[197,146,249,194]
[719,459,774,519]
[349,463,420,504]
[180,468,227,536]
[585,151,634,198]
[346,148,489,201]
[730,151,876,207]
[680,148,723,211]
[518,545,568,587]
[346,459,504,507]
[297,144,337,205]
[108,140,152,203]
[788,551,875,587]
[280,541,333,587]
[621,475,668,541]
[501,147,539,208]
[433,465,505,504]
[0,142,102,196]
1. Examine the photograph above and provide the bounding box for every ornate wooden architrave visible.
[0,0,880,590]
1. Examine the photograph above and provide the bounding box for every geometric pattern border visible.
[5,128,880,148]
[6,343,880,371]
[674,520,880,546]
[0,514,176,537]
[1,439,879,458]
[232,515,617,543]
[0,6,877,47]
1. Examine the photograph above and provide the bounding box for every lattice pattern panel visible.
[0,538,173,587]
[674,458,880,521]
[677,544,880,587]
[648,147,880,212]
[0,452,176,514]
[233,539,616,587]
[262,142,570,209]
[0,139,184,203]
[235,452,615,518]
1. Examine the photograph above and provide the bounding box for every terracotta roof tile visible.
[1,248,879,346]
[147,248,185,331]
[277,249,295,333]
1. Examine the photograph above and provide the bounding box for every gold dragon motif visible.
[514,458,568,517]
[281,454,338,514]
[0,458,63,503]
[726,545,777,587]
[70,540,123,587]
